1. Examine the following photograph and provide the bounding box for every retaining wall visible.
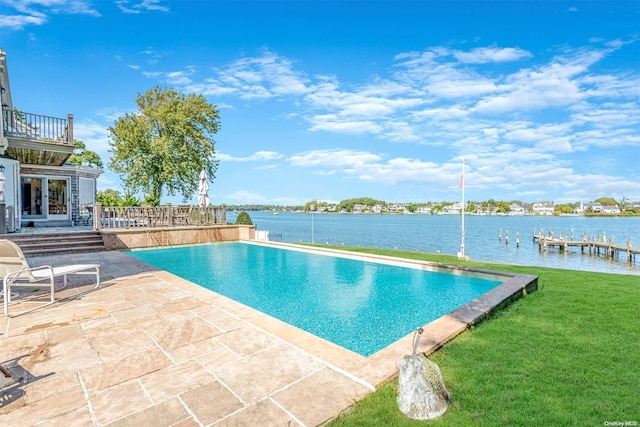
[101,224,255,250]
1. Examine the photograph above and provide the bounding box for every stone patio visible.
[0,246,537,426]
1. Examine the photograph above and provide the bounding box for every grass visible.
[321,246,639,426]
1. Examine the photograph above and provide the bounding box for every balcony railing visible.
[2,107,73,144]
[93,204,227,230]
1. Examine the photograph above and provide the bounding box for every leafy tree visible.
[337,197,387,213]
[466,201,477,213]
[97,189,123,207]
[595,197,618,206]
[554,204,574,215]
[67,139,104,169]
[122,193,140,207]
[108,86,220,203]
[495,200,511,213]
[235,211,253,225]
[142,194,160,207]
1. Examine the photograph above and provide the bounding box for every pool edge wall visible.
[101,224,256,250]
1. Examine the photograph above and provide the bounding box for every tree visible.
[235,211,253,225]
[108,86,220,203]
[595,197,618,206]
[554,204,574,215]
[97,189,123,207]
[67,139,103,169]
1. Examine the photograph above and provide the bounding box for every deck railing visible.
[2,107,73,144]
[93,204,227,230]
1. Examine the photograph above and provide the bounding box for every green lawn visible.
[323,247,639,426]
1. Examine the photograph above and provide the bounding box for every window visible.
[79,178,95,215]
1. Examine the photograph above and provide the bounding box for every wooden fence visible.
[93,204,226,230]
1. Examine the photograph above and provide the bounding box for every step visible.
[1,231,107,255]
[23,245,106,256]
[17,240,104,251]
[4,231,101,241]
[7,234,103,244]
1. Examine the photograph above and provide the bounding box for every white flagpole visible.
[460,158,465,259]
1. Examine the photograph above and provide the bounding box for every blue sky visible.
[1,1,639,206]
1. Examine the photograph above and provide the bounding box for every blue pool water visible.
[126,242,502,356]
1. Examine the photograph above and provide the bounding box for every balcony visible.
[2,106,74,166]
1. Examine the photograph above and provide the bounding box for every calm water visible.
[126,242,501,356]
[234,211,640,276]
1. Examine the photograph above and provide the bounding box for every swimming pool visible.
[126,242,503,356]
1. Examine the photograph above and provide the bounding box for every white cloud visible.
[289,149,382,168]
[217,151,284,162]
[0,0,99,29]
[453,47,532,64]
[216,51,310,99]
[116,0,170,14]
[0,13,47,29]
[73,119,111,153]
[308,117,384,135]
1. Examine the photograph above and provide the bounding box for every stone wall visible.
[101,224,255,250]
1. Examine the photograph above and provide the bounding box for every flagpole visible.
[460,158,465,259]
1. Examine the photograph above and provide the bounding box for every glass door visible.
[21,177,45,219]
[47,178,69,220]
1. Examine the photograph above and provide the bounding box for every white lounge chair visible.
[0,240,100,316]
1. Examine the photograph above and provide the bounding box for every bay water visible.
[232,211,640,276]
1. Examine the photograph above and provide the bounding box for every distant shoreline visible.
[230,210,640,218]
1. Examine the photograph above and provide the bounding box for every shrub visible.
[235,211,253,225]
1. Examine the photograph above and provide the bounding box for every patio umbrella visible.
[198,169,210,213]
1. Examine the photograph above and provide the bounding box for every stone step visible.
[22,245,107,256]
[1,231,107,255]
[6,233,102,244]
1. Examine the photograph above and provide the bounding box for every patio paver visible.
[0,251,377,426]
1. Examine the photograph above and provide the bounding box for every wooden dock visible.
[530,229,638,264]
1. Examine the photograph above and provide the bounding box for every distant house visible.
[371,203,387,214]
[0,49,101,230]
[441,202,462,215]
[532,201,554,215]
[416,204,432,214]
[601,205,620,214]
[388,203,406,213]
[584,202,603,213]
[509,203,526,215]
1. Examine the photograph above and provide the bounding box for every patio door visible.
[47,178,69,220]
[21,176,70,221]
[21,177,45,219]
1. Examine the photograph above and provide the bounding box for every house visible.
[532,201,554,215]
[416,204,432,214]
[601,205,620,215]
[509,203,527,215]
[441,202,462,214]
[584,202,603,213]
[0,49,101,230]
[388,203,406,213]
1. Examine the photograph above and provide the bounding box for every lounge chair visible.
[0,240,100,316]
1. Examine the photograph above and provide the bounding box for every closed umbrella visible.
[198,169,210,213]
